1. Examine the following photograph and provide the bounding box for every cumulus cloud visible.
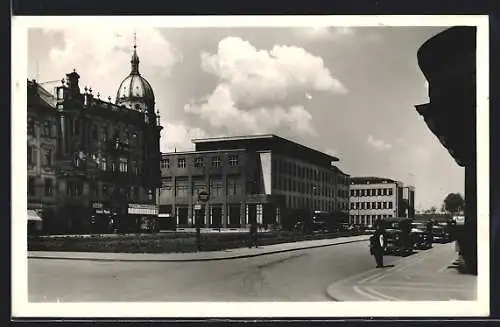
[42,26,181,102]
[186,36,345,136]
[297,26,355,40]
[367,135,392,150]
[160,121,209,153]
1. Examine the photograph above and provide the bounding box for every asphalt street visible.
[29,240,400,302]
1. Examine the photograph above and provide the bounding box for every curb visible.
[28,237,369,263]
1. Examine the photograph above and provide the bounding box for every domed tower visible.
[116,34,163,206]
[115,36,155,113]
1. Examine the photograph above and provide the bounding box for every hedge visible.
[28,231,368,253]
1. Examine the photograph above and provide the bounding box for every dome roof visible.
[115,43,155,112]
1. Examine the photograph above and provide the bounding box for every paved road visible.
[29,240,400,302]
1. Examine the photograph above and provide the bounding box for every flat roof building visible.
[159,134,349,230]
[349,176,415,227]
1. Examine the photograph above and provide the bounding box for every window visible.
[212,156,221,168]
[119,157,128,173]
[28,177,36,196]
[102,126,108,142]
[42,121,52,137]
[44,149,53,167]
[66,181,83,197]
[366,202,371,210]
[102,184,109,197]
[229,155,239,167]
[178,158,186,168]
[210,178,224,197]
[377,202,382,209]
[74,119,80,135]
[194,157,204,168]
[372,201,376,208]
[133,187,140,201]
[388,188,393,196]
[27,145,35,165]
[388,201,393,209]
[161,178,174,197]
[377,188,382,196]
[160,158,170,169]
[382,202,387,209]
[350,202,355,209]
[100,157,107,171]
[355,189,360,197]
[123,129,130,144]
[110,159,117,172]
[91,182,98,197]
[175,182,190,197]
[91,125,98,140]
[44,178,53,196]
[350,189,355,197]
[27,117,35,136]
[227,177,242,196]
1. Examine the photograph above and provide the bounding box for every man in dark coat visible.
[370,222,386,268]
[248,219,259,248]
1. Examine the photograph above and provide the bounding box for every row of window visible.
[27,145,53,167]
[287,195,348,212]
[350,201,394,210]
[27,177,54,197]
[161,155,240,169]
[350,188,394,197]
[350,214,393,225]
[27,117,56,138]
[92,156,140,174]
[161,179,243,197]
[28,177,146,201]
[273,176,349,198]
[273,158,349,186]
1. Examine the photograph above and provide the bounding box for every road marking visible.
[364,286,401,301]
[353,285,384,301]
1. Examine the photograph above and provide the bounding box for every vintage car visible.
[380,218,414,256]
[432,223,452,243]
[411,222,433,249]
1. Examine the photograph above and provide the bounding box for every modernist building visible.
[27,41,162,233]
[159,135,350,230]
[348,176,415,227]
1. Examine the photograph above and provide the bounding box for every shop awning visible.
[28,210,42,222]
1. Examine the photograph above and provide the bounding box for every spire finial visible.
[130,30,140,74]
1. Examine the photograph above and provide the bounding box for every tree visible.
[443,193,465,214]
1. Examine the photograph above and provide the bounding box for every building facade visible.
[27,42,162,233]
[159,135,350,230]
[348,177,416,227]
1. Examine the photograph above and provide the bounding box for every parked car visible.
[411,222,433,249]
[381,218,413,256]
[432,223,451,243]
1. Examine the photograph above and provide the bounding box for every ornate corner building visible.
[27,43,162,234]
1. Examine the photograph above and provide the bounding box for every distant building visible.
[159,134,350,230]
[26,40,162,233]
[348,176,416,227]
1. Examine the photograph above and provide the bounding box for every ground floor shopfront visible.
[28,200,158,234]
[160,195,284,229]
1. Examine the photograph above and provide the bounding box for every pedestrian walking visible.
[370,223,386,268]
[248,220,258,248]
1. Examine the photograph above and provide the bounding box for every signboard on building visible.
[128,204,158,215]
[194,204,202,210]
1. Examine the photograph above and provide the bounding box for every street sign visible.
[198,191,209,202]
[194,204,202,210]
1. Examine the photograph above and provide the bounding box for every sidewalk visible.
[28,235,369,262]
[326,242,477,301]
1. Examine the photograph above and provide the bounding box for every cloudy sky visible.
[27,24,464,210]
